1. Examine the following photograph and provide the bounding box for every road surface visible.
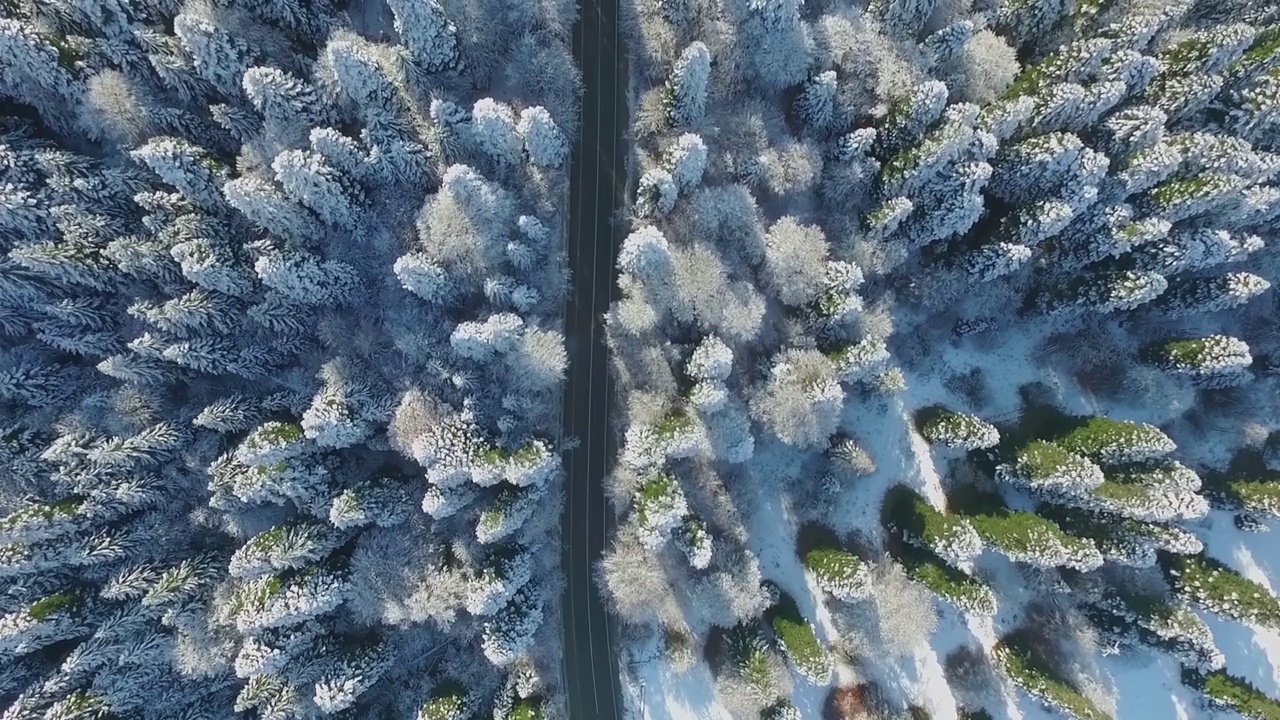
[559,0,626,715]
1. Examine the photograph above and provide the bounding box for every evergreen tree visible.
[517,107,568,168]
[1163,553,1280,628]
[1156,272,1272,316]
[1056,417,1176,465]
[668,42,710,126]
[884,485,984,565]
[384,0,460,73]
[997,441,1106,496]
[1143,335,1253,387]
[916,407,1000,450]
[804,547,872,601]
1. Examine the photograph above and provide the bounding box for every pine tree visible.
[472,99,523,166]
[884,486,984,565]
[228,520,347,579]
[130,137,225,210]
[997,440,1106,496]
[312,642,388,714]
[731,0,811,91]
[223,176,323,243]
[636,169,678,217]
[668,133,707,191]
[1045,270,1169,315]
[1162,553,1280,628]
[668,42,710,126]
[1056,417,1176,465]
[328,479,412,529]
[673,515,713,570]
[1205,475,1280,520]
[417,680,471,720]
[968,507,1103,570]
[515,107,567,169]
[384,0,460,73]
[1156,272,1271,316]
[1192,669,1280,720]
[476,484,545,544]
[879,81,950,157]
[481,588,544,666]
[767,593,831,684]
[172,13,257,97]
[271,149,362,229]
[466,544,535,616]
[632,473,689,548]
[804,546,873,601]
[1143,336,1252,387]
[0,19,81,136]
[795,71,843,136]
[870,0,938,38]
[916,407,1000,450]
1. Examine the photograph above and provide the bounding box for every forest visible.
[5,0,1280,716]
[0,0,579,716]
[602,0,1280,717]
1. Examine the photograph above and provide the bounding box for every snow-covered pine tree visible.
[916,406,1000,450]
[667,42,710,126]
[1155,272,1271,316]
[1142,336,1253,387]
[803,546,872,601]
[384,0,459,73]
[1162,553,1280,628]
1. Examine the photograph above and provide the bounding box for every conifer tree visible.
[1143,336,1253,387]
[385,0,460,73]
[916,407,1000,450]
[668,42,710,126]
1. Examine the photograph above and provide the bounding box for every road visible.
[559,0,627,715]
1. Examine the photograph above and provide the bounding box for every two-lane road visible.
[560,0,627,715]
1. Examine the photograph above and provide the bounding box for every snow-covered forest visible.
[0,0,579,715]
[604,0,1280,718]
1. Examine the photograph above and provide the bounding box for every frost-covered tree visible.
[885,486,984,565]
[804,547,872,601]
[1155,272,1272,316]
[1056,417,1176,465]
[751,349,844,449]
[1143,336,1252,387]
[384,0,459,72]
[271,149,362,229]
[632,474,689,548]
[668,42,710,126]
[916,407,1000,450]
[730,0,812,91]
[131,138,225,210]
[472,99,523,166]
[996,441,1105,496]
[1162,553,1280,628]
[517,107,568,168]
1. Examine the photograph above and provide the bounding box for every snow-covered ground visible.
[624,320,1280,720]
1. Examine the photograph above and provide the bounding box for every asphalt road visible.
[559,0,626,716]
